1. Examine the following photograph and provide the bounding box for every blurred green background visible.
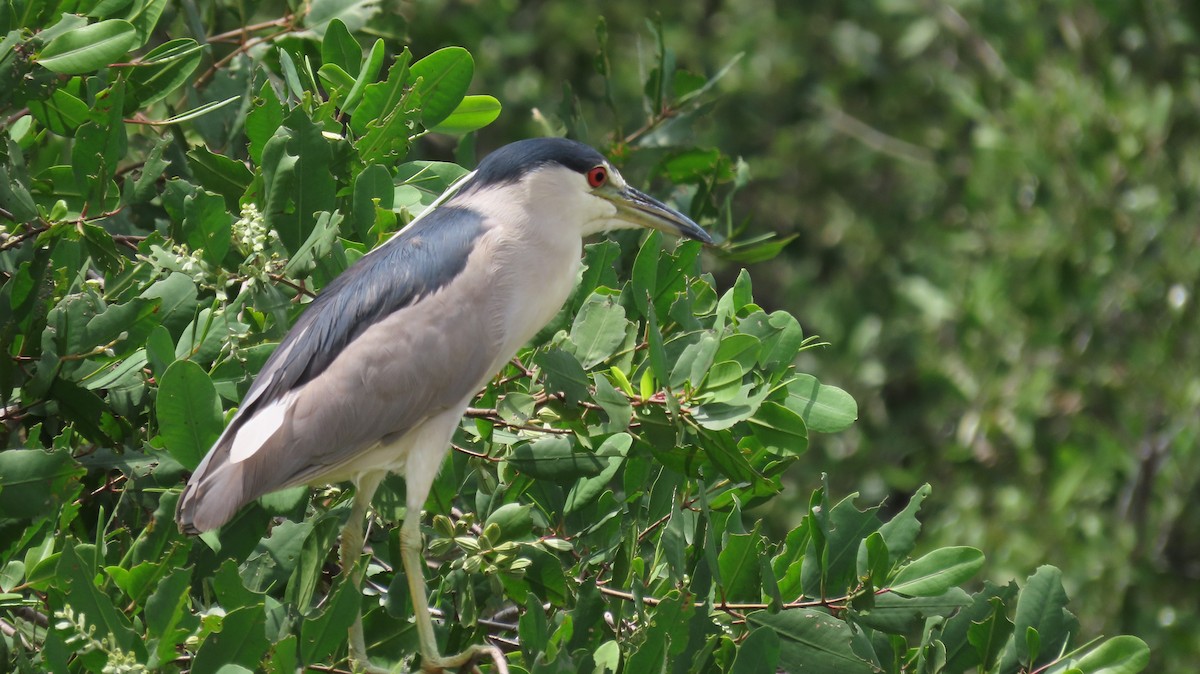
[399,0,1198,669]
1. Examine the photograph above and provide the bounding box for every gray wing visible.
[177,206,492,533]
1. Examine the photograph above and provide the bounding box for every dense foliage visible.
[0,1,1169,672]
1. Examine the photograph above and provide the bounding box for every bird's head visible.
[456,138,713,243]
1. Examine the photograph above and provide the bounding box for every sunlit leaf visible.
[785,374,857,433]
[408,46,474,127]
[890,547,985,597]
[428,95,502,135]
[156,359,223,470]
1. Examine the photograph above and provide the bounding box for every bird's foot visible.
[349,655,396,674]
[419,644,509,674]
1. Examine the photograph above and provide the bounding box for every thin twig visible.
[195,27,292,87]
[820,102,936,166]
[113,234,145,251]
[933,1,1009,79]
[0,618,31,649]
[0,223,49,251]
[452,444,503,462]
[462,408,573,435]
[268,273,315,298]
[595,582,862,614]
[207,15,296,43]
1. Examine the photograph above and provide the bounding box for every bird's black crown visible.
[467,138,606,190]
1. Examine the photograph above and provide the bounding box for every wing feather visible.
[177,205,491,533]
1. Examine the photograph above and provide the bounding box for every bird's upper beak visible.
[602,185,714,244]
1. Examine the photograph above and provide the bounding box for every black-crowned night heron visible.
[176,138,712,673]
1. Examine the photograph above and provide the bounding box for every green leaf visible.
[184,189,234,265]
[351,50,411,135]
[626,594,693,671]
[818,492,881,596]
[263,109,336,255]
[191,604,270,674]
[1001,565,1079,671]
[509,436,609,482]
[246,82,285,165]
[717,532,762,601]
[785,374,858,433]
[408,46,474,127]
[564,433,631,514]
[317,62,355,93]
[320,18,361,75]
[581,240,621,295]
[37,19,139,74]
[485,503,535,541]
[692,382,770,430]
[498,391,536,424]
[0,449,85,521]
[139,272,199,335]
[153,96,241,125]
[26,89,90,135]
[714,333,761,372]
[72,116,127,206]
[283,210,345,278]
[858,531,890,585]
[56,541,141,654]
[889,547,984,597]
[657,147,727,184]
[644,291,670,390]
[341,38,384,114]
[127,38,206,107]
[125,0,167,47]
[1067,635,1150,674]
[965,596,1014,671]
[145,567,194,665]
[853,587,972,633]
[748,400,809,455]
[534,347,591,404]
[156,359,223,470]
[393,160,470,217]
[519,593,550,661]
[723,232,798,264]
[877,484,931,565]
[356,74,418,161]
[568,293,629,369]
[304,0,380,33]
[428,94,502,135]
[732,626,781,674]
[699,360,744,402]
[128,138,171,204]
[747,609,877,674]
[351,163,394,240]
[186,146,252,212]
[742,310,806,372]
[718,268,753,320]
[174,307,249,364]
[50,378,123,442]
[299,578,360,662]
[631,230,661,319]
[592,373,632,432]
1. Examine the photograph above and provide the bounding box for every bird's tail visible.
[174,423,253,535]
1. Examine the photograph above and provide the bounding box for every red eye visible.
[587,165,608,188]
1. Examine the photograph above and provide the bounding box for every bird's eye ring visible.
[587,165,608,188]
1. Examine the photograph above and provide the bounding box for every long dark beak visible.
[609,186,714,244]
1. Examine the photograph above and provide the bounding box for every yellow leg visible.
[342,470,508,673]
[399,500,509,674]
[342,474,392,674]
